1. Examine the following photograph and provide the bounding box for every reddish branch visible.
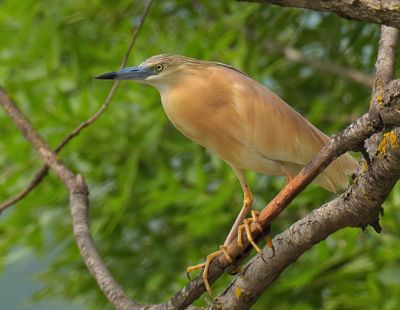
[0,0,154,212]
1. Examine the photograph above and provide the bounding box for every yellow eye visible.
[155,64,163,72]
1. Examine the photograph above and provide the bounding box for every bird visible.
[96,54,359,294]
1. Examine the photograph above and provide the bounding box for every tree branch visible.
[265,41,374,87]
[0,0,153,212]
[241,0,400,29]
[365,26,399,158]
[0,87,150,310]
[167,25,400,306]
[210,127,400,309]
[165,20,400,307]
[165,78,400,309]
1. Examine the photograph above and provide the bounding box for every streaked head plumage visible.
[95,54,246,89]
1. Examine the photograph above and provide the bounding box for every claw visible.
[186,247,230,295]
[237,210,274,262]
[219,245,233,264]
[202,250,222,295]
[251,210,263,233]
[265,234,275,258]
[186,262,206,274]
[243,218,263,255]
[238,224,245,248]
[226,264,242,275]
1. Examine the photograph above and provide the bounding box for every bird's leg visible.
[238,210,275,256]
[185,167,252,295]
[185,185,252,294]
[186,245,233,295]
[223,184,253,246]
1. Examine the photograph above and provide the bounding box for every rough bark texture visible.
[366,26,400,157]
[242,0,400,29]
[210,127,400,309]
[165,78,400,309]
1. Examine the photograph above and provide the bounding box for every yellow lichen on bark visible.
[388,130,399,148]
[377,131,399,157]
[376,93,383,105]
[361,161,368,172]
[235,287,243,299]
[377,133,389,157]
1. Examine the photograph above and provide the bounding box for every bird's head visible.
[95,54,204,91]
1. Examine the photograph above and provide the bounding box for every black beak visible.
[95,66,152,81]
[95,72,118,80]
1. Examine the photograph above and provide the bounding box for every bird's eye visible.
[155,64,163,72]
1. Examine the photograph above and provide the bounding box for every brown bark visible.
[242,0,400,29]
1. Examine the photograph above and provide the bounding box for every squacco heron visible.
[96,54,358,294]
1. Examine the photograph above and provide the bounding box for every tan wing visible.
[220,66,358,192]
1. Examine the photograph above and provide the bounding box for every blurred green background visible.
[1,1,400,309]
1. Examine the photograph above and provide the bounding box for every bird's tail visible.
[314,153,359,193]
[283,152,358,193]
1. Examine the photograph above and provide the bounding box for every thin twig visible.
[0,0,153,212]
[265,41,374,88]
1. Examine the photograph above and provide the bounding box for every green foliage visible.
[1,0,399,309]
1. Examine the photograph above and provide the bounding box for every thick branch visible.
[0,0,153,212]
[167,79,400,309]
[374,26,400,88]
[265,41,374,87]
[210,128,400,309]
[202,24,400,309]
[203,25,400,308]
[242,0,400,29]
[366,26,399,157]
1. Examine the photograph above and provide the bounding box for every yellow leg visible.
[186,245,233,295]
[238,224,245,248]
[224,186,253,246]
[243,218,263,255]
[253,210,275,255]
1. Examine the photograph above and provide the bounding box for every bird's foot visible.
[186,245,233,295]
[237,210,275,258]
